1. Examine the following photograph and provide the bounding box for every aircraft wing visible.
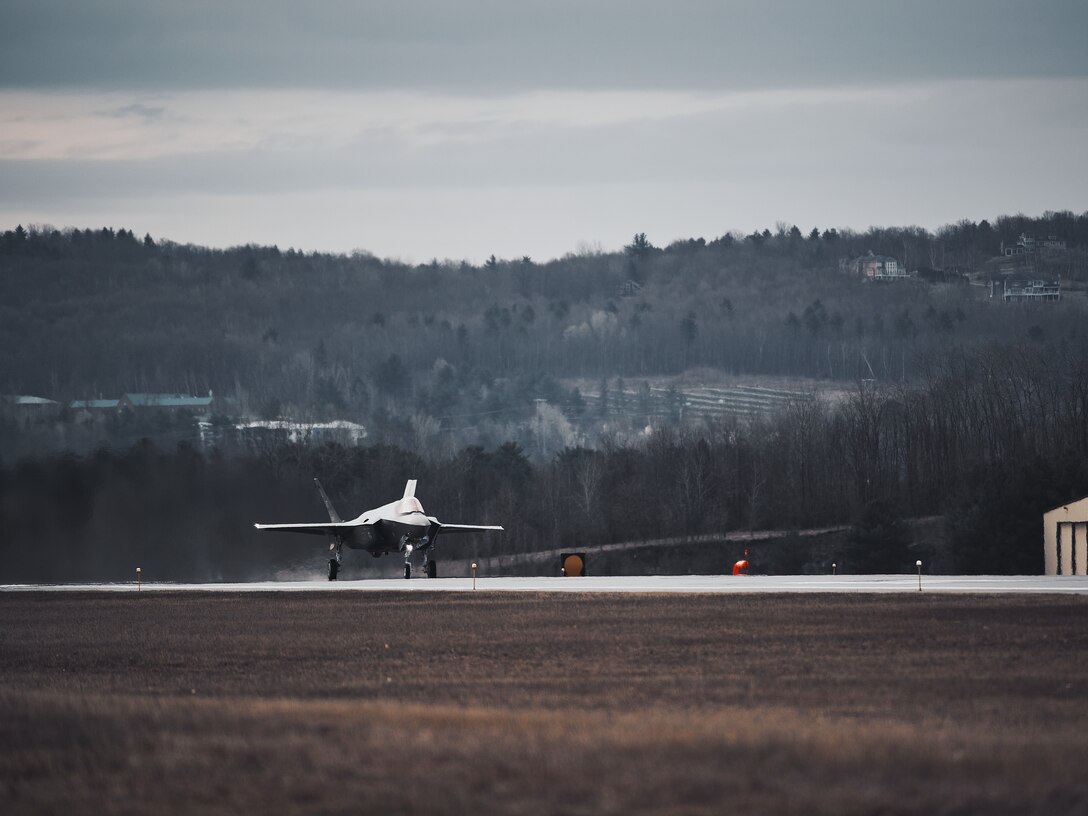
[253,521,366,536]
[434,523,504,533]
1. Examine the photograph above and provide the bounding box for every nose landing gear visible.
[401,544,438,580]
[400,535,438,579]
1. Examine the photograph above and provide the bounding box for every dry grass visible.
[2,592,1087,814]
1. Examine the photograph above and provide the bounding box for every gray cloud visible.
[107,103,167,121]
[2,1,1086,92]
[4,79,1083,224]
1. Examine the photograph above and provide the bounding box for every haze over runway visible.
[2,1,1087,261]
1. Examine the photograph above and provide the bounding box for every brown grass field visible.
[2,591,1087,815]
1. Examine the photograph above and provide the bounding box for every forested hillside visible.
[2,211,1087,445]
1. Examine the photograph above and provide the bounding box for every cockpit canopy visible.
[397,496,424,515]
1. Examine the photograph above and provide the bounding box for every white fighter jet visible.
[255,479,502,580]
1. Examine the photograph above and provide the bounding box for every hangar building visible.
[1043,498,1088,575]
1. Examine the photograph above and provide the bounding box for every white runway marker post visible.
[136,567,141,592]
[916,560,923,591]
[472,562,477,591]
[832,563,837,576]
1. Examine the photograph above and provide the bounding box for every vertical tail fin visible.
[403,479,417,500]
[314,478,342,523]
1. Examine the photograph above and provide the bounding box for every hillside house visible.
[1002,233,1066,257]
[843,252,908,280]
[2,395,61,422]
[69,398,122,419]
[991,278,1062,302]
[121,393,215,412]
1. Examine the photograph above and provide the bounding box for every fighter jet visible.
[254,478,502,580]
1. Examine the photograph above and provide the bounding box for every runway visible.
[5,574,1088,594]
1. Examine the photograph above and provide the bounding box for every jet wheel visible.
[426,560,437,579]
[328,559,339,581]
[404,563,411,580]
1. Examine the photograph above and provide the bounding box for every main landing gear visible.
[328,537,343,581]
[400,540,438,580]
[403,560,438,579]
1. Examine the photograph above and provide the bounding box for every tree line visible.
[3,342,1085,582]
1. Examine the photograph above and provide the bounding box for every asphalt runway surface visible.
[5,574,1088,593]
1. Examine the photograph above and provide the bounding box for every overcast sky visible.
[2,1,1086,262]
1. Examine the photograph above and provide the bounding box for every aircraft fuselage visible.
[339,509,435,558]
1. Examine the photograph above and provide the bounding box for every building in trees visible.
[2,395,61,423]
[69,398,122,418]
[122,393,216,412]
[1002,233,1066,256]
[842,251,907,280]
[991,278,1062,302]
[229,419,368,449]
[1043,497,1088,576]
[987,232,1068,298]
